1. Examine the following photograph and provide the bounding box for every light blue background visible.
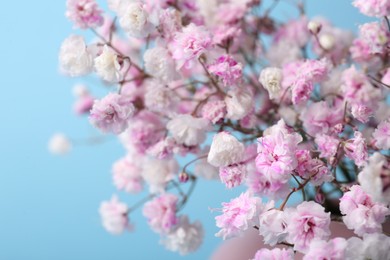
[0,1,370,259]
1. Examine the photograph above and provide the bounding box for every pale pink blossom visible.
[143,193,179,234]
[358,152,390,205]
[167,114,209,146]
[99,195,129,234]
[303,237,347,260]
[225,89,253,120]
[172,23,212,69]
[295,150,333,186]
[344,131,368,167]
[359,22,389,54]
[215,192,262,239]
[66,0,103,29]
[89,93,135,134]
[161,215,204,255]
[300,101,343,136]
[373,120,390,150]
[259,67,283,100]
[353,0,390,17]
[219,164,247,189]
[286,201,331,253]
[258,208,288,246]
[274,16,310,47]
[201,100,227,124]
[315,134,339,159]
[339,185,390,236]
[252,248,294,260]
[112,156,143,193]
[208,55,242,87]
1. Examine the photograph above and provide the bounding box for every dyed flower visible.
[353,0,390,17]
[143,193,178,234]
[258,208,288,246]
[48,133,72,155]
[286,201,331,253]
[94,45,122,83]
[59,35,93,77]
[219,164,246,189]
[207,132,245,167]
[373,120,390,150]
[295,150,333,186]
[359,22,389,54]
[161,215,204,255]
[118,2,154,38]
[256,120,302,182]
[252,248,294,260]
[143,46,178,83]
[167,114,209,146]
[208,55,242,87]
[144,82,176,111]
[66,0,103,29]
[112,156,143,193]
[99,195,129,234]
[303,238,347,260]
[215,192,262,239]
[358,152,390,205]
[172,23,212,69]
[225,89,253,120]
[89,93,135,134]
[259,67,283,100]
[339,185,390,236]
[201,100,227,124]
[142,157,178,193]
[344,131,368,167]
[315,134,339,159]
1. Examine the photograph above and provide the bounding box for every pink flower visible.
[295,150,333,186]
[258,208,288,246]
[215,192,262,239]
[256,120,302,182]
[219,164,247,189]
[315,134,339,159]
[303,238,347,260]
[353,0,390,17]
[208,55,242,87]
[286,201,331,253]
[344,131,368,167]
[283,59,329,104]
[350,39,373,62]
[143,193,179,234]
[373,120,390,150]
[172,23,212,69]
[252,248,294,260]
[66,0,104,29]
[274,16,310,47]
[99,195,129,234]
[339,185,390,236]
[90,93,135,134]
[359,22,390,54]
[73,94,94,115]
[112,156,143,193]
[300,101,343,136]
[201,100,227,124]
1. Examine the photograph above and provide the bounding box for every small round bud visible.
[308,21,321,34]
[179,172,189,183]
[319,34,335,50]
[315,192,325,204]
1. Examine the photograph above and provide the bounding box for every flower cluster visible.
[55,0,390,258]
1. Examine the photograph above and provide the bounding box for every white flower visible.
[142,158,178,193]
[362,233,390,260]
[307,20,321,34]
[167,114,210,146]
[278,106,298,126]
[59,35,93,77]
[119,2,153,38]
[259,209,288,246]
[143,46,178,83]
[207,132,245,167]
[161,215,204,255]
[225,89,253,120]
[319,33,335,50]
[144,82,176,111]
[259,67,283,100]
[99,195,129,235]
[48,133,72,155]
[267,41,302,67]
[94,45,122,82]
[358,152,390,205]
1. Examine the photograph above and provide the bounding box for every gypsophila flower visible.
[208,132,245,167]
[167,114,209,146]
[48,133,72,155]
[118,2,154,38]
[66,0,104,29]
[219,164,247,189]
[99,195,129,234]
[208,55,242,87]
[94,45,122,83]
[90,93,135,134]
[373,120,390,150]
[303,238,347,260]
[112,156,143,193]
[259,67,283,100]
[215,192,262,239]
[252,248,294,260]
[353,0,390,17]
[59,35,93,77]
